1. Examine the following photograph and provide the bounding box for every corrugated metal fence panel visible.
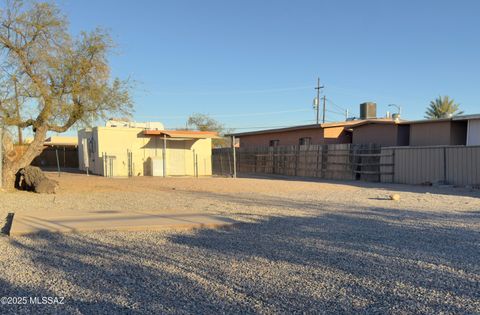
[446,146,480,185]
[393,147,445,185]
[381,145,480,186]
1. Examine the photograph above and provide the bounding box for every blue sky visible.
[58,0,480,132]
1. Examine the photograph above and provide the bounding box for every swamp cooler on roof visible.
[360,102,377,119]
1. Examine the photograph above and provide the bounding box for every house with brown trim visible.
[229,102,402,147]
[454,114,480,146]
[229,122,348,147]
[350,120,409,146]
[228,100,479,148]
[229,118,405,147]
[405,118,468,146]
[350,115,480,147]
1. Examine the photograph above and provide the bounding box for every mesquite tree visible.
[0,1,133,188]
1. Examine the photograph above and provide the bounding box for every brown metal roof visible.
[227,119,399,137]
[143,130,220,139]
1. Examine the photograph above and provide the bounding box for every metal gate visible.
[102,153,116,177]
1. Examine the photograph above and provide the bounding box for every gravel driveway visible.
[0,173,479,314]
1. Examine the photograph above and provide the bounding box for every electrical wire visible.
[150,84,313,96]
[326,98,347,112]
[325,108,346,116]
[137,108,312,120]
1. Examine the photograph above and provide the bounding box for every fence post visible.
[294,145,299,176]
[391,149,396,183]
[55,148,61,177]
[232,136,237,178]
[443,146,447,183]
[227,149,232,176]
[163,134,167,178]
[321,145,327,178]
[219,153,224,175]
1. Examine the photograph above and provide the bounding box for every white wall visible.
[467,119,480,146]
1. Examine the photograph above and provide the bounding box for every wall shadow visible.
[2,207,479,313]
[237,172,480,198]
[168,210,480,313]
[4,231,257,314]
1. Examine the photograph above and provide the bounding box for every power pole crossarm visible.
[314,77,324,125]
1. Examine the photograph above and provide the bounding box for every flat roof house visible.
[454,114,480,146]
[229,121,354,147]
[406,118,468,146]
[229,118,407,148]
[349,120,409,146]
[78,120,217,177]
[229,102,402,147]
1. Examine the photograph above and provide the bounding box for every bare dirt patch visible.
[0,172,479,313]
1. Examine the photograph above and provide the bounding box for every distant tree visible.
[0,1,133,188]
[187,113,225,132]
[425,96,463,119]
[186,113,231,147]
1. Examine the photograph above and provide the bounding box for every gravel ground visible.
[0,172,479,314]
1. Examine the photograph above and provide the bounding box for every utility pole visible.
[322,95,327,123]
[314,77,324,124]
[345,109,349,121]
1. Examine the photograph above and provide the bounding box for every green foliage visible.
[187,113,225,133]
[0,0,133,132]
[425,96,463,119]
[186,113,232,147]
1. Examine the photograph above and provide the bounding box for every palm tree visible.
[425,96,463,119]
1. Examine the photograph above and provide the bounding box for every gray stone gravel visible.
[0,175,479,314]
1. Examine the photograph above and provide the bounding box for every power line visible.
[229,125,304,130]
[325,108,346,116]
[137,108,312,120]
[170,124,306,130]
[326,98,347,112]
[149,84,313,96]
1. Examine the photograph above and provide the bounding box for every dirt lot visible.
[0,172,479,314]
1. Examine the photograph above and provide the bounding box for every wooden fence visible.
[214,144,480,187]
[213,144,389,181]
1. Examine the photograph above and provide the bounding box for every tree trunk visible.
[2,125,48,190]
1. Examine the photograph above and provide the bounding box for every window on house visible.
[299,137,312,146]
[269,140,280,147]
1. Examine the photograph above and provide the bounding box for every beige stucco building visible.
[78,124,217,177]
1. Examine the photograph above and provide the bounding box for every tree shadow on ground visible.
[181,189,480,222]
[238,173,480,198]
[168,209,480,313]
[3,231,259,314]
[1,207,479,314]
